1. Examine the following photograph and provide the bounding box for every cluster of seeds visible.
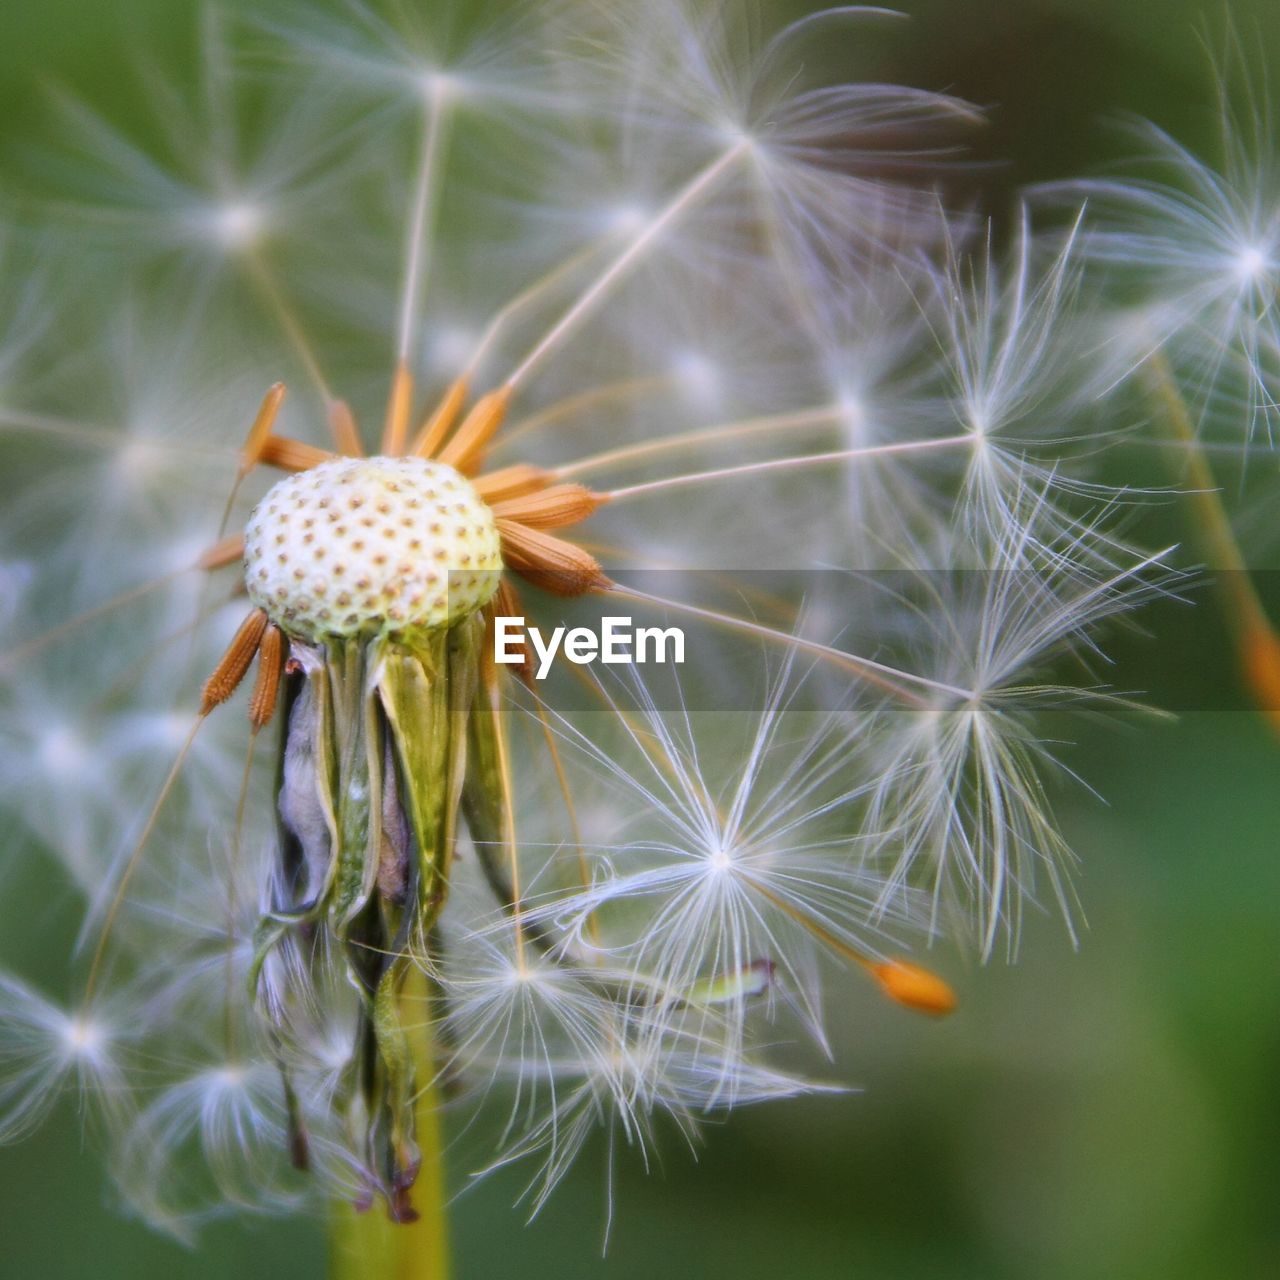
[243,456,502,641]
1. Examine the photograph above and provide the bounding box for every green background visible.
[2,2,1278,1277]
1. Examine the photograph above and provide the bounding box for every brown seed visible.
[200,609,269,715]
[497,519,610,596]
[248,624,286,729]
[491,483,608,530]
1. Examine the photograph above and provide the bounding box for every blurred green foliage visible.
[1,1,1278,1277]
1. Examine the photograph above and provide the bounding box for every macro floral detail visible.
[0,2,1224,1277]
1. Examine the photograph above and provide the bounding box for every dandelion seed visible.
[1037,50,1280,443]
[861,486,1176,955]
[520,659,935,1065]
[1038,44,1280,727]
[0,976,128,1143]
[113,1058,309,1238]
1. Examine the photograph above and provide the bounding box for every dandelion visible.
[520,657,909,1059]
[1039,41,1280,730]
[115,1059,306,1239]
[1041,84,1280,441]
[0,975,128,1144]
[0,2,1171,1274]
[473,1007,833,1227]
[857,484,1176,956]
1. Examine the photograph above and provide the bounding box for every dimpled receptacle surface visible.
[244,456,502,641]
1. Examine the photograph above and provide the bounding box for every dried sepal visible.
[488,579,532,681]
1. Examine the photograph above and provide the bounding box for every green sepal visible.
[459,661,506,892]
[375,633,450,916]
[326,640,383,931]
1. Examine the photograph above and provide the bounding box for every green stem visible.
[329,967,450,1280]
[1145,350,1280,727]
[1145,351,1267,630]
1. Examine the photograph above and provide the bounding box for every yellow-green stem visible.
[1145,350,1280,728]
[330,967,450,1280]
[1146,352,1265,625]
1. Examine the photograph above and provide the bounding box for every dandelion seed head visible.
[1037,55,1280,441]
[38,723,88,774]
[0,0,1171,1232]
[113,1058,311,1237]
[204,200,266,252]
[837,389,864,431]
[670,349,722,410]
[706,843,734,875]
[603,201,650,236]
[522,661,909,1059]
[862,488,1176,954]
[0,978,131,1145]
[154,710,196,750]
[1232,240,1271,283]
[419,69,457,102]
[111,437,168,485]
[933,214,1092,458]
[427,322,480,375]
[58,1012,107,1061]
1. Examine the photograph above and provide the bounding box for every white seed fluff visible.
[243,457,502,640]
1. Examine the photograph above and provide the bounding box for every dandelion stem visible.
[554,405,844,480]
[243,248,336,405]
[489,679,528,970]
[1145,349,1280,728]
[608,583,972,705]
[82,715,205,1006]
[396,85,451,364]
[0,569,187,674]
[505,142,747,390]
[462,242,604,381]
[497,376,671,454]
[531,694,600,947]
[603,434,972,502]
[330,967,450,1280]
